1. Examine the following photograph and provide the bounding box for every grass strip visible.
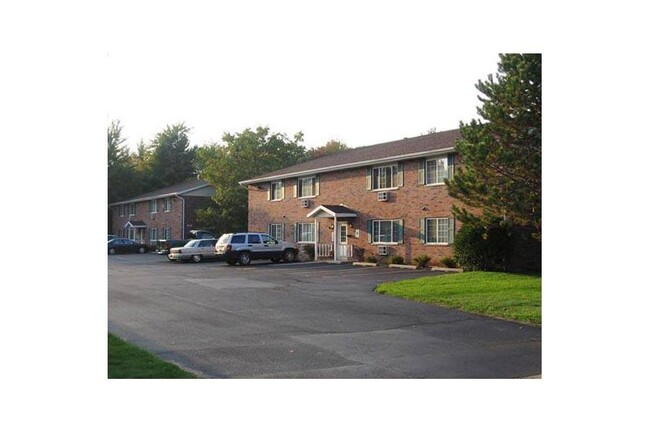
[376,271,541,325]
[108,333,196,378]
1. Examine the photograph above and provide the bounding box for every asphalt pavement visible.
[108,254,541,378]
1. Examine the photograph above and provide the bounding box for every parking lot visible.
[108,253,541,378]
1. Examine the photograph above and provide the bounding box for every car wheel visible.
[191,255,202,263]
[138,246,146,254]
[238,251,252,266]
[283,249,296,263]
[109,248,116,255]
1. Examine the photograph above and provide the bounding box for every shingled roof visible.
[240,128,461,185]
[110,178,212,206]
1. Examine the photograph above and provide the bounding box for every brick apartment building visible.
[109,178,215,244]
[240,129,466,264]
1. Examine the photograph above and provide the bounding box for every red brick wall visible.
[110,195,212,242]
[247,157,468,264]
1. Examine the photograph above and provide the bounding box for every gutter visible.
[239,146,455,186]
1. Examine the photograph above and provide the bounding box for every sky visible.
[105,3,501,151]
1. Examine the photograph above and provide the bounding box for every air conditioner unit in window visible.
[377,245,389,256]
[377,191,388,202]
[300,199,310,208]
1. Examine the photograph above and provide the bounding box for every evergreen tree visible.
[447,53,542,241]
[107,120,138,203]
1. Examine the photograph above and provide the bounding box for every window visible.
[119,205,124,217]
[424,155,453,185]
[260,234,275,244]
[162,227,171,240]
[231,234,246,244]
[372,165,397,190]
[370,219,403,244]
[295,222,315,243]
[149,199,158,213]
[270,181,284,201]
[367,163,403,191]
[149,228,158,242]
[424,218,454,244]
[297,177,315,197]
[268,224,284,241]
[128,203,136,216]
[248,234,261,244]
[163,197,172,212]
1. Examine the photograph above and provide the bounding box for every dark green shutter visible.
[366,168,372,190]
[448,218,455,244]
[419,218,425,243]
[447,154,455,180]
[397,219,404,244]
[367,219,373,243]
[397,163,404,187]
[418,160,425,185]
[314,175,320,196]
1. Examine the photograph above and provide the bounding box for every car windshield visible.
[184,240,201,247]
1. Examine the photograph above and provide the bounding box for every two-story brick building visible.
[109,178,215,245]
[240,129,466,264]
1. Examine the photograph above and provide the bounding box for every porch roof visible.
[306,204,357,219]
[124,220,147,228]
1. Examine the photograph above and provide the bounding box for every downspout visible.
[175,194,186,239]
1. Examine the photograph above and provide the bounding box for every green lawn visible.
[108,333,196,378]
[376,271,541,325]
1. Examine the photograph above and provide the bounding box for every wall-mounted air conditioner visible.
[377,245,389,256]
[300,199,310,208]
[377,191,388,202]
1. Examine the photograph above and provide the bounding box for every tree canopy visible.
[447,53,542,240]
[306,139,348,159]
[195,126,306,234]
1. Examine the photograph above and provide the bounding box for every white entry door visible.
[336,222,350,259]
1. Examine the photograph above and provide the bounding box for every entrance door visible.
[336,222,349,260]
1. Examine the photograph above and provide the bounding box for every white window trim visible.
[270,181,284,201]
[149,200,158,213]
[371,219,400,245]
[268,223,284,241]
[297,176,316,199]
[295,222,315,244]
[425,217,451,245]
[163,197,172,212]
[371,164,399,191]
[128,204,136,216]
[425,157,449,186]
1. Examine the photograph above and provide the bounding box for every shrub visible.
[440,256,457,268]
[388,255,404,265]
[364,255,378,263]
[302,244,315,260]
[412,254,431,268]
[453,221,512,271]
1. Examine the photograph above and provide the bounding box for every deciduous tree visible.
[196,126,306,233]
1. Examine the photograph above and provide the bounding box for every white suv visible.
[215,233,298,266]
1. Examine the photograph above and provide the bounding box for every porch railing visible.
[316,243,333,258]
[316,243,353,260]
